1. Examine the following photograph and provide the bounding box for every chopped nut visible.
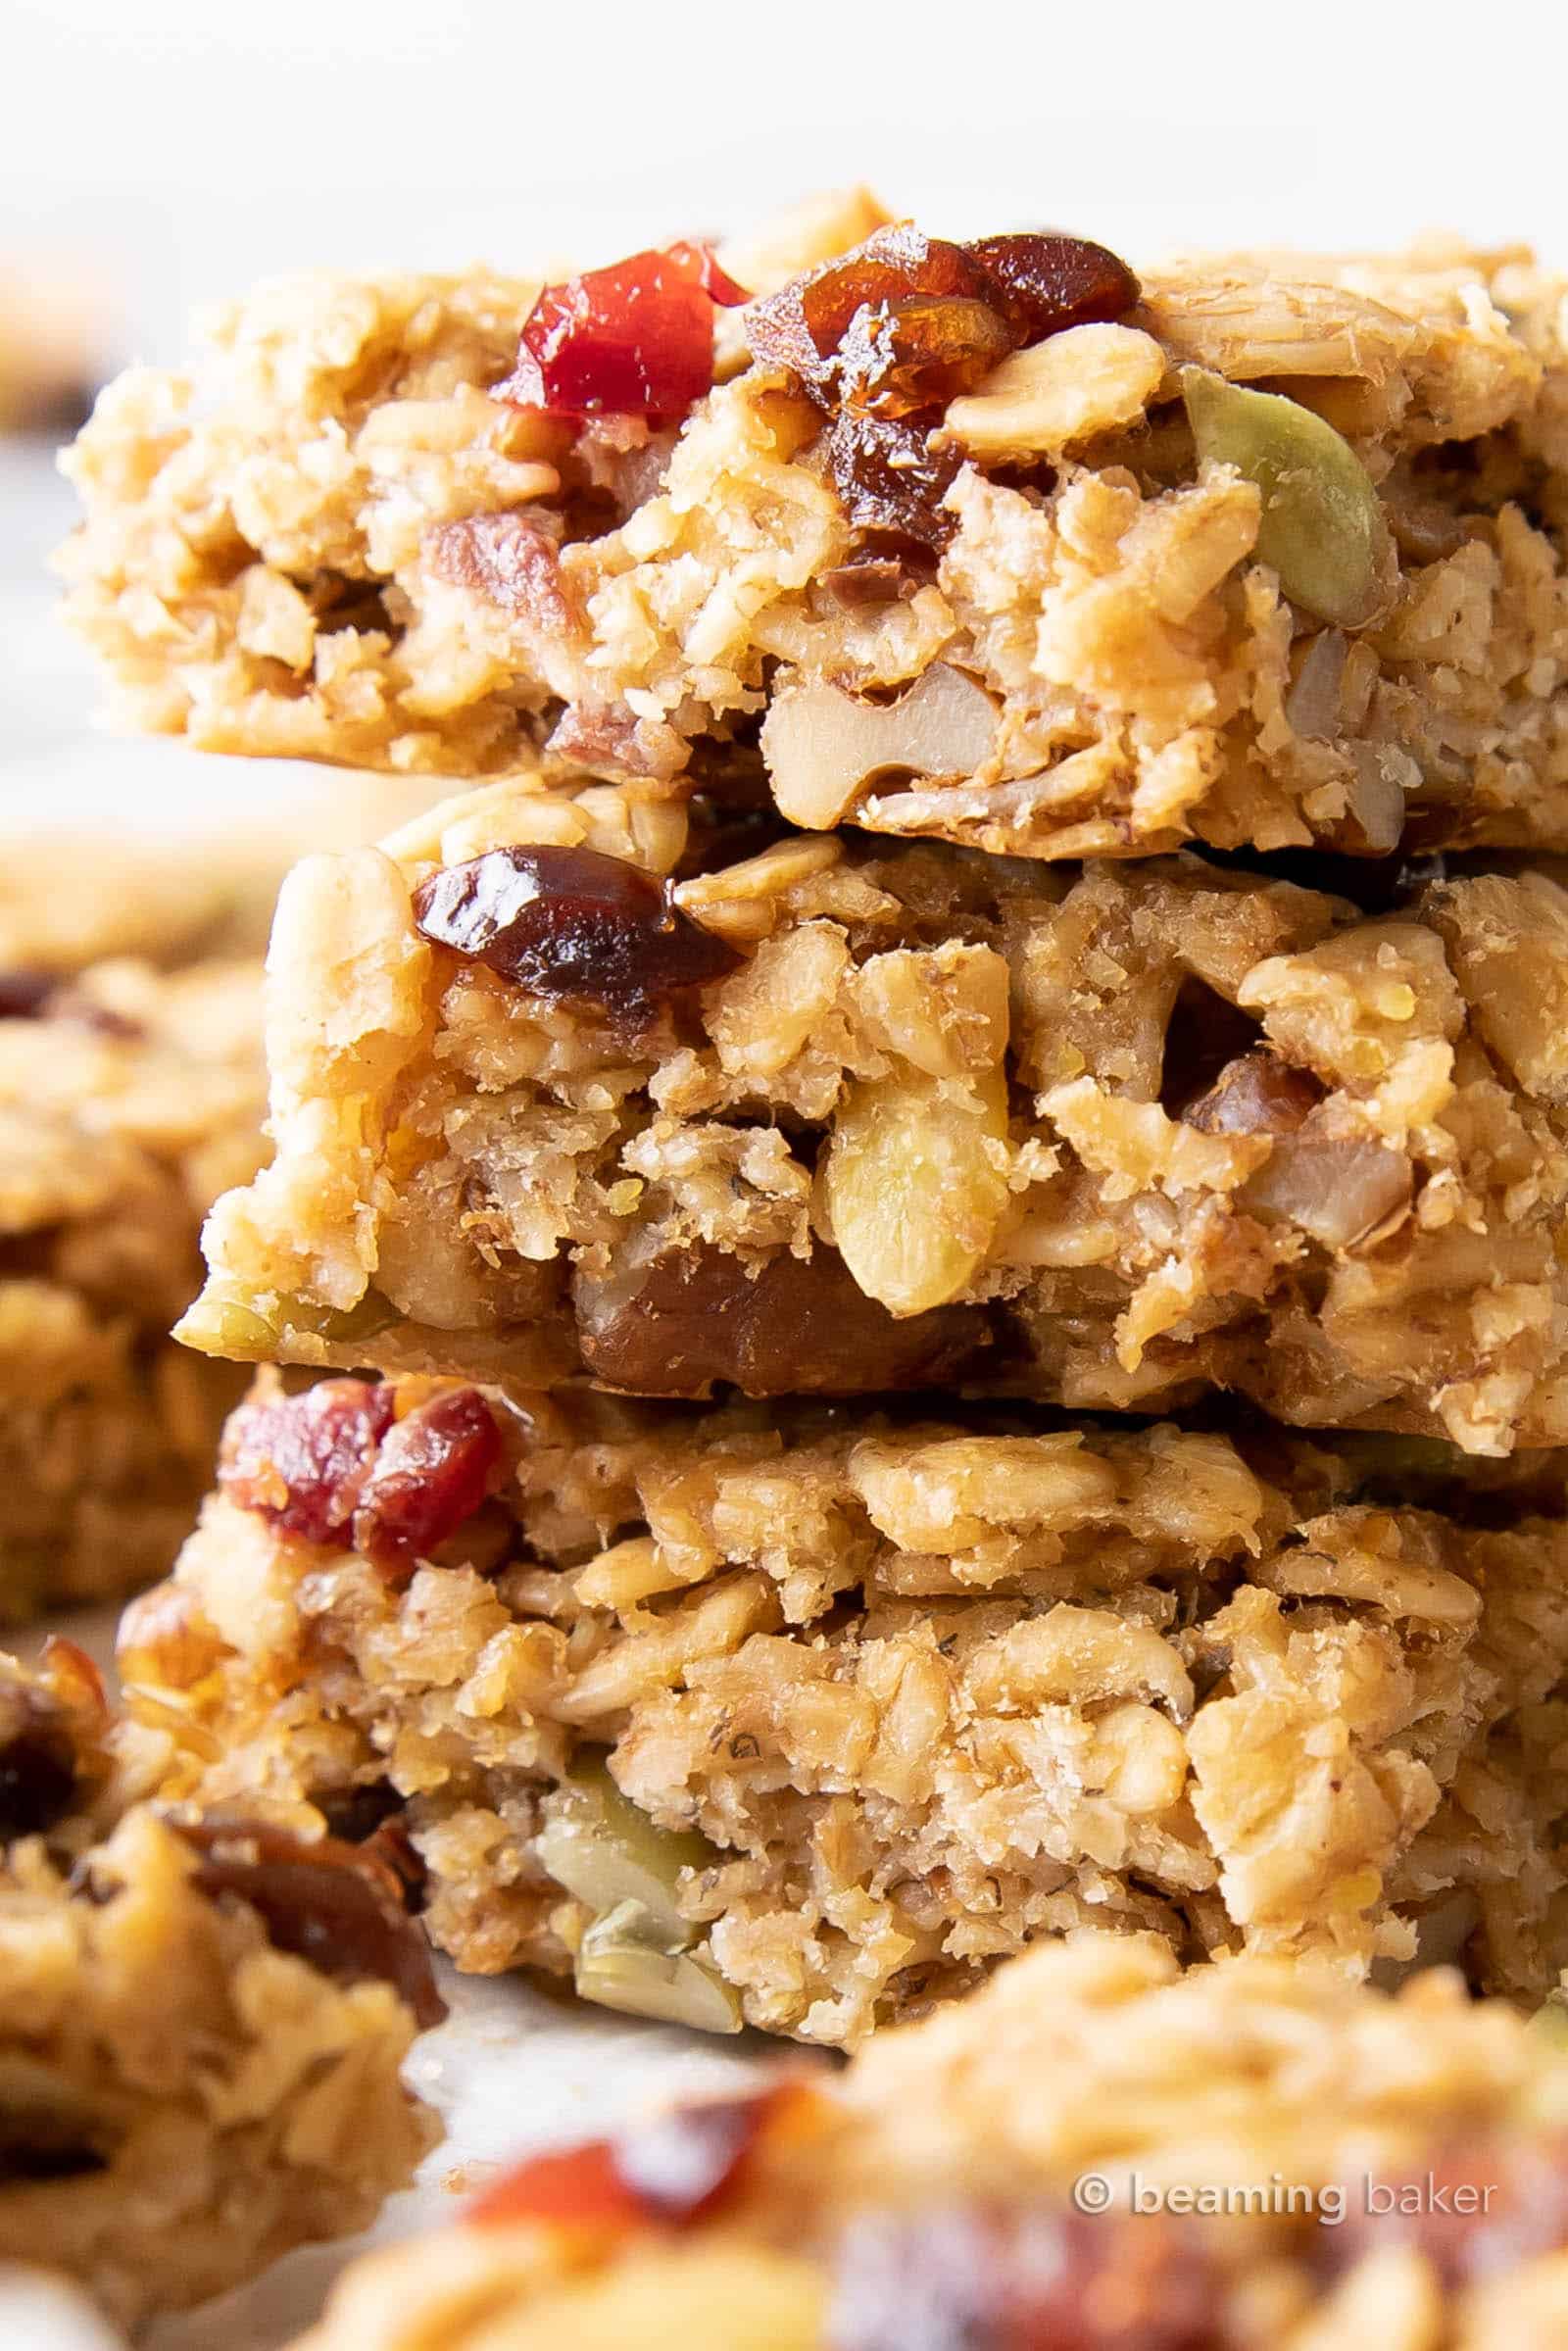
[821,1066,1009,1317]
[537,1753,716,1945]
[942,323,1166,461]
[573,1898,744,2034]
[760,664,998,830]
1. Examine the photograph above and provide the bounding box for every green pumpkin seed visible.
[1180,367,1392,628]
[573,1898,744,2034]
[537,1753,718,1946]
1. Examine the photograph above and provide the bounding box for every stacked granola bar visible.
[65,196,1568,2034]
[41,187,1568,2333]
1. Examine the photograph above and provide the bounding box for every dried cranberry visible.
[178,1814,446,2028]
[469,2086,804,2232]
[829,2204,1223,2351]
[573,1242,991,1396]
[353,1387,503,1581]
[493,242,747,424]
[0,969,57,1020]
[219,1378,395,1547]
[966,233,1141,345]
[825,410,965,550]
[412,845,739,1011]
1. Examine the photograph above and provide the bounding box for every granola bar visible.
[181,781,1568,1454]
[0,1642,439,2330]
[59,196,1568,864]
[1,955,265,1616]
[121,1374,1568,2048]
[293,1936,1568,2351]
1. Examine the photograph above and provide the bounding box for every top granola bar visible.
[59,191,1568,860]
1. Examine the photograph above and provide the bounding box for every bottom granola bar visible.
[0,954,264,1616]
[294,1935,1568,2351]
[0,1643,440,2329]
[123,1377,1568,2048]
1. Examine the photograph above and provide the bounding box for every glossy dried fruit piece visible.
[493,241,748,424]
[0,1687,80,1842]
[353,1387,504,1582]
[573,1241,991,1396]
[178,1814,447,2028]
[219,1378,395,1546]
[413,845,740,1011]
[1182,1051,1323,1136]
[1180,367,1394,628]
[825,409,964,549]
[965,232,1142,346]
[0,970,57,1021]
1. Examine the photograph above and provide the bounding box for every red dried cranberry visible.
[219,1378,395,1547]
[178,1814,446,2028]
[830,2204,1223,2351]
[469,2086,804,2233]
[493,242,747,424]
[412,845,739,1011]
[353,1387,503,1581]
[966,233,1141,345]
[825,410,964,550]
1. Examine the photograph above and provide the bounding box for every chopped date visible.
[1182,1051,1324,1138]
[353,1387,503,1581]
[965,233,1141,346]
[493,241,747,424]
[0,969,57,1021]
[826,410,965,551]
[0,1687,80,1843]
[219,1378,395,1546]
[412,845,739,1010]
[178,1814,446,2028]
[747,226,995,399]
[829,2204,1223,2351]
[573,1241,991,1397]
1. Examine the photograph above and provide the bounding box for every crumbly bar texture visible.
[185,780,1568,1454]
[122,1374,1568,2048]
[1,955,265,1615]
[58,191,1568,864]
[295,1937,1568,2351]
[0,1644,439,2330]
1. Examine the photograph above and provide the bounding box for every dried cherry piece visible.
[426,511,577,635]
[0,1687,80,1842]
[219,1378,396,1548]
[177,1814,447,2028]
[825,410,965,550]
[412,845,739,1011]
[0,970,57,1021]
[835,292,1013,418]
[353,1387,503,1582]
[966,232,1141,345]
[830,2203,1222,2351]
[493,242,747,424]
[469,2086,805,2232]
[573,1241,991,1397]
